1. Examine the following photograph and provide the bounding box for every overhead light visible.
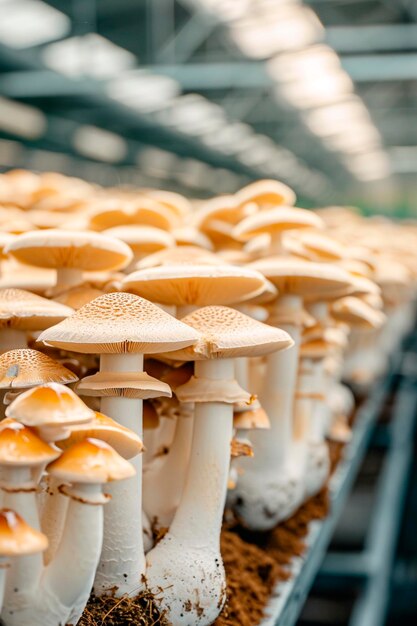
[0,0,70,48]
[136,147,179,179]
[73,126,127,163]
[345,150,391,181]
[230,5,323,58]
[0,97,46,138]
[268,46,341,82]
[158,94,226,135]
[0,138,23,166]
[43,34,135,78]
[196,0,250,22]
[107,71,180,111]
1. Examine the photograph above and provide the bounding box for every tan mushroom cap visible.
[165,305,293,361]
[39,292,199,354]
[136,245,223,269]
[53,284,105,310]
[6,382,95,427]
[103,226,175,258]
[143,400,160,430]
[77,371,172,399]
[143,189,192,219]
[0,420,60,466]
[0,288,74,330]
[123,264,267,307]
[233,405,270,430]
[249,257,352,298]
[57,412,143,459]
[87,199,176,232]
[0,509,48,556]
[234,207,323,240]
[236,179,296,208]
[330,296,386,329]
[0,348,78,389]
[231,438,254,458]
[283,230,345,262]
[47,437,135,484]
[299,338,333,360]
[0,233,15,259]
[195,195,251,228]
[173,226,214,251]
[5,230,133,272]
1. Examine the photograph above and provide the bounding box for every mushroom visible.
[0,508,48,613]
[0,288,73,352]
[5,230,133,296]
[5,382,95,565]
[2,438,135,626]
[145,305,292,626]
[103,225,175,266]
[38,292,199,596]
[229,257,351,530]
[235,179,297,209]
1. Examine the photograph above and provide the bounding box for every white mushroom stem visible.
[143,408,194,528]
[310,360,327,442]
[145,358,234,625]
[55,267,83,293]
[0,558,7,614]
[94,352,145,597]
[0,330,27,352]
[43,483,105,626]
[231,294,302,529]
[1,466,42,594]
[41,478,69,565]
[268,232,285,255]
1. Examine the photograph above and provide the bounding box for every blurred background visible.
[0,0,415,214]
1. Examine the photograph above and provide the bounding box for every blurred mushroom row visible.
[0,169,415,626]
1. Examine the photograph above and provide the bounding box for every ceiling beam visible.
[327,24,417,53]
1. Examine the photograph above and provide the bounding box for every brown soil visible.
[78,589,168,626]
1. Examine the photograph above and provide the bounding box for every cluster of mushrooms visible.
[0,169,415,626]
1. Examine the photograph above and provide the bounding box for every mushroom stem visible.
[2,467,43,594]
[145,358,234,625]
[43,483,105,625]
[41,477,69,565]
[143,408,194,529]
[269,231,285,255]
[0,329,27,352]
[231,294,302,529]
[0,558,8,613]
[55,267,83,293]
[94,352,145,596]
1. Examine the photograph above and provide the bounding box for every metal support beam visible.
[327,24,417,53]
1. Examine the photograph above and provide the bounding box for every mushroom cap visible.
[166,305,294,360]
[136,245,223,269]
[122,264,267,307]
[173,226,214,251]
[236,179,296,208]
[299,338,332,360]
[0,233,15,259]
[143,400,160,430]
[47,437,135,484]
[77,371,172,399]
[0,509,48,556]
[331,296,386,329]
[103,226,175,258]
[38,292,200,354]
[233,405,270,429]
[6,382,95,427]
[57,412,143,459]
[143,189,192,218]
[283,230,345,262]
[53,284,105,310]
[0,288,73,330]
[249,257,352,297]
[87,198,175,232]
[195,195,248,228]
[234,207,324,240]
[0,420,60,466]
[5,230,133,272]
[0,348,78,389]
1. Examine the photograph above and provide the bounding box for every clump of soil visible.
[214,529,289,626]
[78,589,168,626]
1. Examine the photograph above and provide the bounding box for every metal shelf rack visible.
[260,340,413,626]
